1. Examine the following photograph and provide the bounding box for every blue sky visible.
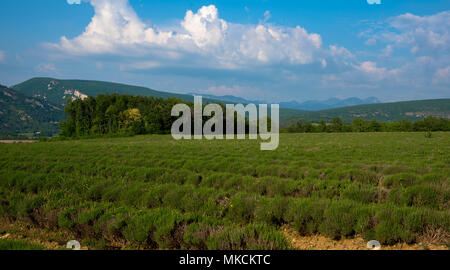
[0,0,449,102]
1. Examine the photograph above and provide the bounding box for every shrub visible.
[373,207,415,245]
[287,199,328,236]
[123,208,183,249]
[309,180,343,199]
[334,169,379,185]
[353,206,376,240]
[383,173,417,188]
[0,239,46,250]
[58,208,77,228]
[206,223,290,250]
[180,187,224,217]
[254,196,289,226]
[259,177,296,197]
[185,174,203,186]
[383,166,409,175]
[420,173,447,184]
[14,194,45,217]
[387,185,445,210]
[199,172,234,189]
[182,223,208,249]
[318,200,358,239]
[226,193,259,224]
[82,238,106,250]
[97,206,133,235]
[77,203,108,225]
[162,185,193,210]
[341,183,378,204]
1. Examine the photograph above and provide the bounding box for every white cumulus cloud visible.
[384,11,450,56]
[181,5,228,48]
[51,0,334,70]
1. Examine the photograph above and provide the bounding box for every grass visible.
[0,133,448,249]
[0,238,46,250]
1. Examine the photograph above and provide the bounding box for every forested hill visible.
[12,77,194,107]
[282,99,450,126]
[0,84,64,138]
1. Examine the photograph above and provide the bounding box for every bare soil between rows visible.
[282,226,448,250]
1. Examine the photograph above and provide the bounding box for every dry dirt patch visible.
[281,226,448,250]
[0,140,37,144]
[0,219,83,250]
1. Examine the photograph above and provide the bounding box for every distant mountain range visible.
[193,93,381,111]
[1,77,449,137]
[188,93,265,105]
[280,97,381,111]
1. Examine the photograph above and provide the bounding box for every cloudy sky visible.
[0,0,449,102]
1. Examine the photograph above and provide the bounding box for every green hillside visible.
[11,77,305,122]
[12,77,193,107]
[282,99,450,127]
[0,85,64,138]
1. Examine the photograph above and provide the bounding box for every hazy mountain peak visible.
[280,97,381,111]
[191,92,381,111]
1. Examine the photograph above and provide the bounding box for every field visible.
[0,133,449,250]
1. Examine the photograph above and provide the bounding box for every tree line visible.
[60,94,183,137]
[59,94,450,138]
[59,94,254,138]
[282,116,450,133]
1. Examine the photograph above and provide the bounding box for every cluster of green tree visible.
[60,94,184,137]
[59,94,256,138]
[282,116,450,133]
